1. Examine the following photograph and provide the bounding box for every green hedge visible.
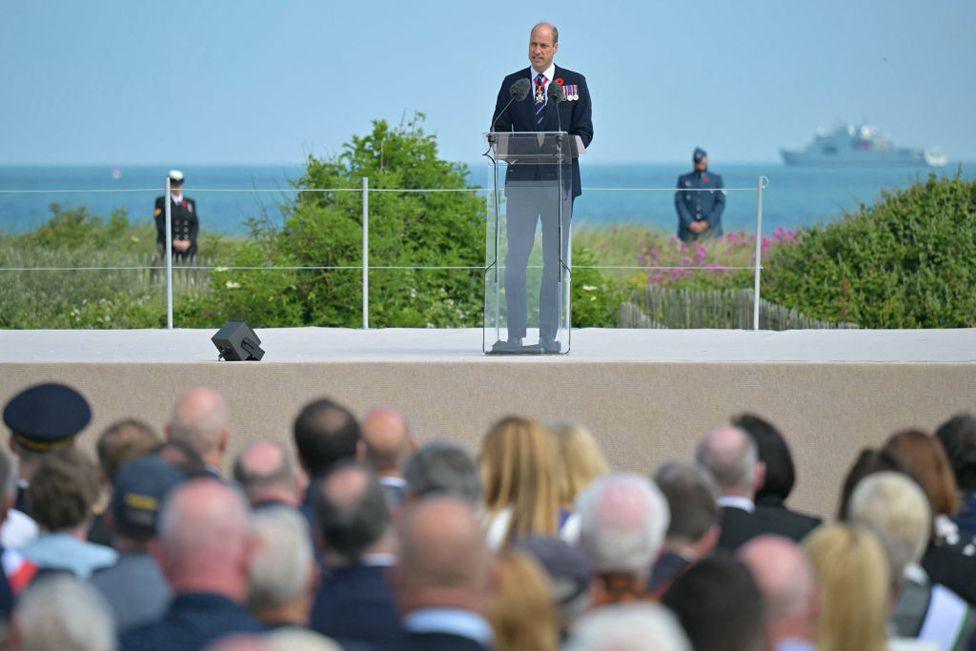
[764,173,976,328]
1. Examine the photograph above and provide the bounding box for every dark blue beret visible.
[2,383,91,451]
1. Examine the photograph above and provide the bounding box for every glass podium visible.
[483,131,582,355]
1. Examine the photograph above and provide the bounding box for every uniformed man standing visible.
[153,170,199,261]
[675,148,725,242]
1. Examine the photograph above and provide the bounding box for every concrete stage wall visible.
[2,328,974,519]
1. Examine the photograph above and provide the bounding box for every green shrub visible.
[763,173,976,328]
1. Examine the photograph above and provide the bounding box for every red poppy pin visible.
[555,77,565,86]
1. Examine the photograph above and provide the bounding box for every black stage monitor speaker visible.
[212,320,264,361]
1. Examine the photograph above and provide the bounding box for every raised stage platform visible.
[2,328,974,519]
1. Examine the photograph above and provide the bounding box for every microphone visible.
[490,79,532,133]
[547,82,566,132]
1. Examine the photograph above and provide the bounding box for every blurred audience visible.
[488,550,559,651]
[481,417,564,549]
[309,461,399,647]
[935,414,976,539]
[738,535,818,651]
[166,387,231,478]
[565,603,691,651]
[577,473,669,606]
[360,407,416,508]
[90,456,184,631]
[516,536,592,639]
[7,575,116,651]
[247,506,317,630]
[551,422,609,512]
[233,440,305,510]
[403,441,483,507]
[650,462,720,594]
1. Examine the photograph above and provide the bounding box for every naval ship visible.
[781,123,947,167]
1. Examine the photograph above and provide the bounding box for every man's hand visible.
[690,221,709,234]
[173,239,190,252]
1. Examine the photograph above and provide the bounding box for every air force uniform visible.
[675,148,725,242]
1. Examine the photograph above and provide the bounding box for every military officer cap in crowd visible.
[168,169,185,187]
[2,382,92,452]
[693,147,708,163]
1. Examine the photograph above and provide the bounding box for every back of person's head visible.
[731,414,795,502]
[653,462,719,548]
[10,575,116,651]
[27,447,101,533]
[480,416,562,543]
[694,426,761,498]
[488,550,560,651]
[315,461,390,564]
[565,603,691,651]
[394,496,491,614]
[551,422,609,510]
[577,473,669,578]
[167,387,230,461]
[738,536,818,646]
[155,478,252,595]
[661,555,764,651]
[403,441,483,506]
[233,440,303,508]
[149,439,210,478]
[804,523,889,651]
[935,413,976,492]
[847,471,930,588]
[293,397,360,478]
[248,506,315,616]
[883,429,959,518]
[836,447,908,519]
[361,407,414,475]
[96,418,160,484]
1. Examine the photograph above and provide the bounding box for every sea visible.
[1,162,972,237]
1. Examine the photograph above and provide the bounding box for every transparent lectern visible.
[484,131,583,355]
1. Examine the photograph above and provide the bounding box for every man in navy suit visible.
[491,22,593,353]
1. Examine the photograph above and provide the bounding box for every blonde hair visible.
[481,417,562,545]
[804,524,890,651]
[489,550,559,651]
[552,422,610,510]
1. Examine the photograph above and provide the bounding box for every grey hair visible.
[654,461,719,544]
[694,427,758,491]
[566,603,691,651]
[576,473,670,576]
[16,575,117,651]
[169,387,229,456]
[248,506,315,612]
[266,628,342,651]
[531,22,559,44]
[403,441,483,506]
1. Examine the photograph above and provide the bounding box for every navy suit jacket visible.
[492,66,593,198]
[310,563,400,647]
[395,631,489,651]
[119,592,264,651]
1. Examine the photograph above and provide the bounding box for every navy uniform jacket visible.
[153,196,199,250]
[492,66,593,198]
[675,170,725,241]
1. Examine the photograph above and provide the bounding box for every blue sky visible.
[1,0,973,164]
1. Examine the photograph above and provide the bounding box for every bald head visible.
[395,497,491,614]
[316,462,390,563]
[739,536,817,643]
[168,387,230,467]
[233,440,302,508]
[156,479,252,599]
[695,426,761,498]
[361,408,414,475]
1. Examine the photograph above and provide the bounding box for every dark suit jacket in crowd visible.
[492,65,593,198]
[717,505,819,552]
[119,592,264,651]
[395,632,489,651]
[754,496,823,538]
[922,544,976,606]
[647,550,693,595]
[310,563,400,647]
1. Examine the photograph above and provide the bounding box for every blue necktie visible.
[534,73,546,127]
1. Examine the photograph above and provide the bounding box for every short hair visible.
[15,575,117,651]
[661,555,764,651]
[695,427,758,492]
[315,462,390,562]
[836,448,908,520]
[848,472,931,586]
[96,418,160,483]
[935,413,976,491]
[576,474,669,577]
[884,429,959,517]
[233,440,299,502]
[403,441,483,505]
[653,462,719,545]
[566,604,691,651]
[531,22,559,44]
[248,506,314,613]
[28,448,101,532]
[168,387,229,457]
[293,398,360,478]
[732,414,795,501]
